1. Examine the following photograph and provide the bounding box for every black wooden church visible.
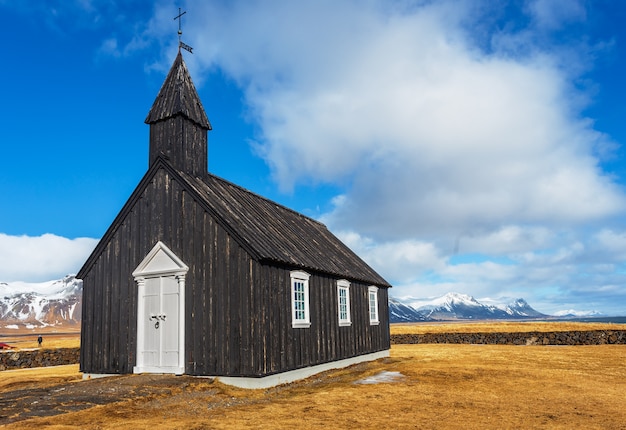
[77,50,391,387]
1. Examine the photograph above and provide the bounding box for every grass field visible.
[0,330,80,350]
[390,320,625,334]
[1,321,625,429]
[3,320,621,351]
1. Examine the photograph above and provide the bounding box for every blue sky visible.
[2,0,626,315]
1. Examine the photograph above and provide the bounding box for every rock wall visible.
[1,331,624,371]
[0,348,80,371]
[391,330,626,345]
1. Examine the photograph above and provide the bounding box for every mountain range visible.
[0,275,82,329]
[0,276,574,328]
[389,292,547,323]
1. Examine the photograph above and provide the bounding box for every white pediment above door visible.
[132,241,189,278]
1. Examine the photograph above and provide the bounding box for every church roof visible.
[77,156,390,287]
[180,168,391,287]
[145,51,212,130]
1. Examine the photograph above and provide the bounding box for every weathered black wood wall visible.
[80,164,390,377]
[241,265,391,377]
[149,117,207,177]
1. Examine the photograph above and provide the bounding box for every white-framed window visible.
[368,286,379,325]
[290,270,311,328]
[337,279,352,327]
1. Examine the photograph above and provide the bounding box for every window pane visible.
[291,272,311,327]
[369,291,378,321]
[294,280,307,321]
[338,286,350,323]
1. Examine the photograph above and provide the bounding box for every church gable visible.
[132,241,189,278]
[78,158,257,281]
[77,161,180,280]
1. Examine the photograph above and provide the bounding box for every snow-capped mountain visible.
[481,297,547,318]
[389,292,547,322]
[552,309,604,318]
[0,275,82,329]
[388,297,432,323]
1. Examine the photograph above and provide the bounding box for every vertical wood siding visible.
[80,166,389,376]
[257,267,390,376]
[149,118,207,177]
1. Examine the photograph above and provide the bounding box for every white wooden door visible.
[141,277,161,367]
[138,275,180,372]
[160,276,180,368]
[133,241,187,375]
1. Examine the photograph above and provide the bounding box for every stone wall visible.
[391,330,626,345]
[1,331,624,371]
[0,348,80,371]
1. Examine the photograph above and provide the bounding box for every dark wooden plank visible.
[109,226,121,372]
[117,226,127,370]
[310,275,320,365]
[227,236,240,375]
[275,266,286,373]
[190,192,204,375]
[129,197,142,370]
[203,210,214,375]
[92,253,103,372]
[216,223,227,374]
[250,260,262,375]
[79,271,93,372]
[239,249,251,375]
[196,197,207,375]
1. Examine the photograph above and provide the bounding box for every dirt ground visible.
[0,369,209,425]
[1,343,625,429]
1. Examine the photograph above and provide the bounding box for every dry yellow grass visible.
[3,342,625,429]
[391,320,624,335]
[0,364,81,391]
[0,331,80,350]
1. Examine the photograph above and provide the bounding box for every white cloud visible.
[98,37,121,58]
[141,0,626,314]
[336,230,447,284]
[171,0,625,242]
[457,225,555,255]
[593,229,626,259]
[527,0,587,30]
[0,233,98,283]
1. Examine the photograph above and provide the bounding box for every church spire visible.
[145,51,212,176]
[145,51,211,129]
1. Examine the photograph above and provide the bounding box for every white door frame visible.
[132,241,188,375]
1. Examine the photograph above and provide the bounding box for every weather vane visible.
[174,7,193,54]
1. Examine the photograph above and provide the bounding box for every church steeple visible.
[145,51,212,176]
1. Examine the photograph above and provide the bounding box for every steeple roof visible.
[145,51,211,130]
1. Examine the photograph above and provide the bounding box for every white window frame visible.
[337,279,352,326]
[368,286,379,325]
[290,270,311,328]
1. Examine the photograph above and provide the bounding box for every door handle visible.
[150,314,166,328]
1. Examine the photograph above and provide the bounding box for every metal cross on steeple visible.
[174,7,193,54]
